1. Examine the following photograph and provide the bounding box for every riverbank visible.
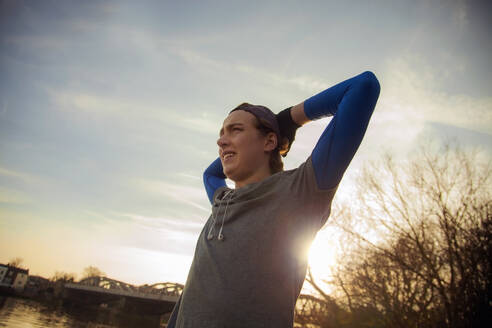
[1,296,116,328]
[0,292,169,328]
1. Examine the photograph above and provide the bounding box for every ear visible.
[263,132,278,152]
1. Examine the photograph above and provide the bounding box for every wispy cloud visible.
[177,172,202,181]
[48,89,220,136]
[106,246,193,285]
[118,212,204,233]
[169,45,331,96]
[363,54,492,158]
[133,178,210,213]
[382,55,491,133]
[81,209,202,267]
[0,166,37,183]
[0,186,31,204]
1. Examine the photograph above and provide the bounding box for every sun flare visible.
[307,232,337,279]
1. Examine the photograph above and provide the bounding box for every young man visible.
[167,71,381,327]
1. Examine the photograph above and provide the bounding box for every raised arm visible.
[291,71,381,190]
[203,157,227,204]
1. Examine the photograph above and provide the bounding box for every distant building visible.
[0,264,7,282]
[0,263,29,291]
[27,275,51,288]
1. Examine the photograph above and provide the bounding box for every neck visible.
[234,165,272,189]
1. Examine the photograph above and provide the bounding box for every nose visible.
[217,134,228,148]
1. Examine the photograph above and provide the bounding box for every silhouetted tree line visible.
[51,265,106,283]
[7,257,25,268]
[295,143,491,328]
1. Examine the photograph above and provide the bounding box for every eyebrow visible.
[219,123,244,136]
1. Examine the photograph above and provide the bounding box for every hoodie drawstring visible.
[207,189,234,241]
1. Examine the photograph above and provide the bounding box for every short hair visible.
[253,116,290,174]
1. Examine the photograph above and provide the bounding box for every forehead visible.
[221,110,256,130]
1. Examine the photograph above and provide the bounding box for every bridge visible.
[63,276,183,315]
[62,276,332,326]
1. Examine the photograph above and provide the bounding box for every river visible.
[0,296,166,327]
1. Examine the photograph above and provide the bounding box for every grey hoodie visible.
[168,154,337,327]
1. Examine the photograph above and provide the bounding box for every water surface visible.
[0,297,163,328]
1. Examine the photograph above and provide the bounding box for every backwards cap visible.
[229,103,280,139]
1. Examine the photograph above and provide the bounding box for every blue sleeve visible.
[304,71,381,190]
[203,157,227,204]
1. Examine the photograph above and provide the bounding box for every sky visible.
[1,0,491,292]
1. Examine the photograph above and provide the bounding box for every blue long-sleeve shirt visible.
[203,71,381,203]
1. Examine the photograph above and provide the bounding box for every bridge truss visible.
[77,276,184,297]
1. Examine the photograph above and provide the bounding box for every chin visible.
[223,167,241,183]
[223,166,234,179]
[224,170,237,182]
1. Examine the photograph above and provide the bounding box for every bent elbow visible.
[359,71,381,97]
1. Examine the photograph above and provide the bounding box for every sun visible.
[307,231,337,280]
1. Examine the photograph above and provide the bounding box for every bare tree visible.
[8,257,24,268]
[81,265,106,279]
[294,267,348,328]
[307,143,491,328]
[51,271,77,283]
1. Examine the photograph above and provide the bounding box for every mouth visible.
[222,151,236,162]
